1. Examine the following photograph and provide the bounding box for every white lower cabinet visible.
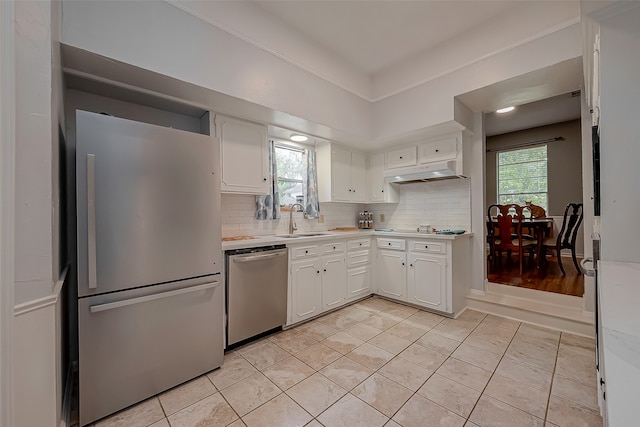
[290,257,322,323]
[321,253,347,310]
[407,252,447,311]
[289,240,347,325]
[346,238,373,302]
[377,250,407,301]
[347,266,371,301]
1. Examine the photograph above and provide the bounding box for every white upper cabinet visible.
[367,153,398,203]
[215,115,269,195]
[418,136,458,164]
[386,146,417,169]
[317,142,366,203]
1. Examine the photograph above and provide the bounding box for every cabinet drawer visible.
[377,238,406,250]
[347,250,371,268]
[386,147,417,169]
[408,240,446,254]
[347,238,371,251]
[418,137,457,164]
[321,242,345,254]
[291,245,320,259]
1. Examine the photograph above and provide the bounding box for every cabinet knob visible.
[410,264,413,267]
[305,250,309,254]
[323,269,327,272]
[399,156,403,159]
[317,270,320,274]
[402,262,405,266]
[388,242,391,246]
[263,178,267,181]
[333,246,336,250]
[425,245,428,249]
[359,243,362,246]
[435,149,439,153]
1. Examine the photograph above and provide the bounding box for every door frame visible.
[0,1,16,425]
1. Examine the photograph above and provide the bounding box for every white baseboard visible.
[466,282,595,337]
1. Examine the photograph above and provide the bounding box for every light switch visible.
[318,214,324,223]
[380,213,385,222]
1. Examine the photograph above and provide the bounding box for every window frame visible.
[496,144,548,210]
[273,141,309,209]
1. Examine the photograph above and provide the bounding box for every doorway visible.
[484,100,584,297]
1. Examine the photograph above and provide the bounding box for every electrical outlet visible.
[318,214,324,224]
[380,213,385,222]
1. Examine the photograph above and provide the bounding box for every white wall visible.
[365,179,471,233]
[599,6,640,263]
[61,0,372,143]
[372,24,583,147]
[12,1,66,426]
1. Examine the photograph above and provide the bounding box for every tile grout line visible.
[543,331,563,426]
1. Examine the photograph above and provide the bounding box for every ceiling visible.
[216,1,582,138]
[251,1,521,75]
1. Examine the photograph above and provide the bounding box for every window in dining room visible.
[497,145,548,210]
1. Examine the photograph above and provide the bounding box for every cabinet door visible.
[350,151,367,202]
[331,146,352,201]
[418,137,457,164]
[368,153,385,202]
[367,153,398,203]
[377,250,406,301]
[322,254,347,310]
[290,258,322,323]
[216,115,269,194]
[407,253,447,311]
[347,266,371,302]
[386,146,417,169]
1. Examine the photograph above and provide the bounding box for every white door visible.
[377,250,407,301]
[350,151,367,202]
[291,258,322,323]
[408,253,447,311]
[347,266,371,301]
[322,254,347,310]
[332,146,352,201]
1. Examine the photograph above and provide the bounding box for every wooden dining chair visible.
[541,203,584,275]
[488,204,536,275]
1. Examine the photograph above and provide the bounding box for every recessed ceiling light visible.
[496,106,515,114]
[290,133,308,142]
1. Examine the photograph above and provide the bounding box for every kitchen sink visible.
[276,232,331,238]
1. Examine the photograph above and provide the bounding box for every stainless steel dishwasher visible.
[226,245,288,346]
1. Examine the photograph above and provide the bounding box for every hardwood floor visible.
[487,254,584,297]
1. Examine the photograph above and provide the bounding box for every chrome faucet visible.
[288,203,305,234]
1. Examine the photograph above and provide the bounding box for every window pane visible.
[278,179,304,206]
[275,146,304,180]
[497,145,548,211]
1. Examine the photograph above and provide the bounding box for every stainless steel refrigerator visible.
[75,110,223,425]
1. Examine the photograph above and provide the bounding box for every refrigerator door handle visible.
[87,154,97,289]
[89,281,220,313]
[232,252,287,263]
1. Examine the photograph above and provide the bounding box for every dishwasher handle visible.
[232,251,287,263]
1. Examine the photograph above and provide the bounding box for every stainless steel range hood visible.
[383,160,466,184]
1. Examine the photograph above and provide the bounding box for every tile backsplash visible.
[367,179,471,232]
[221,194,364,237]
[221,178,471,236]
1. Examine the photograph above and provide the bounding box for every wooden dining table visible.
[488,217,555,269]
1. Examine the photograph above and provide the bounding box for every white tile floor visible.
[90,297,603,427]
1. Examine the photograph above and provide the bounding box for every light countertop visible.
[222,229,473,251]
